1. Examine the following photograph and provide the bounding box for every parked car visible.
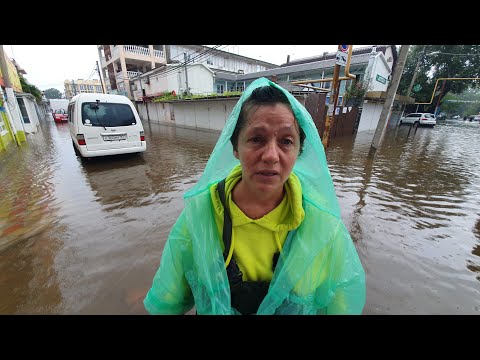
[452,115,460,119]
[399,112,436,127]
[53,109,68,123]
[68,93,146,158]
[473,115,480,122]
[437,113,446,120]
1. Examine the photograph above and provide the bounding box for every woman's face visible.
[234,103,301,197]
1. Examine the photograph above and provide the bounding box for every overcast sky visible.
[4,45,361,94]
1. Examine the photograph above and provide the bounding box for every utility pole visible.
[322,45,342,149]
[371,45,410,150]
[400,45,426,119]
[406,45,427,97]
[183,52,190,96]
[433,80,447,116]
[96,61,106,94]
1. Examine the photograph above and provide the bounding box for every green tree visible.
[44,88,62,99]
[19,74,42,102]
[343,81,368,106]
[438,89,480,117]
[399,45,480,113]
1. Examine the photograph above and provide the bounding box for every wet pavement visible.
[0,117,479,314]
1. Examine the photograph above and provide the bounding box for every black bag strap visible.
[217,179,232,261]
[217,179,243,285]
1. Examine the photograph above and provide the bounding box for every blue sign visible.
[340,45,349,52]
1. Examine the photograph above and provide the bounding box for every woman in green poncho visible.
[144,77,366,315]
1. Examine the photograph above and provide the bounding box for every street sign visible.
[340,45,349,53]
[335,51,347,67]
[376,74,387,84]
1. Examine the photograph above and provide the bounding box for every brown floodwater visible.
[0,117,479,314]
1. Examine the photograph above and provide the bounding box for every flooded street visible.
[1,117,479,314]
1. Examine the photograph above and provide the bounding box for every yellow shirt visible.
[210,164,305,281]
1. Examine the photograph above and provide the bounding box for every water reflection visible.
[0,118,63,314]
[328,122,480,314]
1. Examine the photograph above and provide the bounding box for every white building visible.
[64,79,103,100]
[15,92,41,133]
[97,45,277,100]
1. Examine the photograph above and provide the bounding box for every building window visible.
[89,85,94,91]
[207,58,213,65]
[80,85,86,91]
[216,84,224,94]
[96,86,102,92]
[17,97,30,124]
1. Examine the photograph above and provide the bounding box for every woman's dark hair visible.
[230,85,306,154]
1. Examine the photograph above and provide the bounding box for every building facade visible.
[64,79,103,100]
[133,45,403,135]
[0,46,28,151]
[131,45,397,105]
[97,45,277,100]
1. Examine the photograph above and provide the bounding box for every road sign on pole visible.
[340,45,349,53]
[335,51,347,66]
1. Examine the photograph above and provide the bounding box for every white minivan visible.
[68,93,146,158]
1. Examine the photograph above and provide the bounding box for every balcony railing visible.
[116,71,143,83]
[153,49,164,58]
[127,71,142,79]
[124,45,150,57]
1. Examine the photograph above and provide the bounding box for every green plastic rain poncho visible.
[144,77,366,315]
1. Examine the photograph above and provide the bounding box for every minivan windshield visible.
[81,102,137,127]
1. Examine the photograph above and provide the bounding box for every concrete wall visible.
[137,95,306,132]
[5,88,26,140]
[138,98,238,132]
[0,112,14,151]
[357,101,404,133]
[21,96,40,133]
[357,101,383,132]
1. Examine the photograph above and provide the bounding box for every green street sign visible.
[376,74,387,84]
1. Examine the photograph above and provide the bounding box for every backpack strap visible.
[217,179,232,260]
[217,179,243,285]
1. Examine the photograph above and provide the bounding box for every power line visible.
[145,45,225,81]
[144,45,232,83]
[85,68,97,81]
[431,52,480,56]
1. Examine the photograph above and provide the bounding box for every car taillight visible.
[140,131,145,141]
[77,134,86,145]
